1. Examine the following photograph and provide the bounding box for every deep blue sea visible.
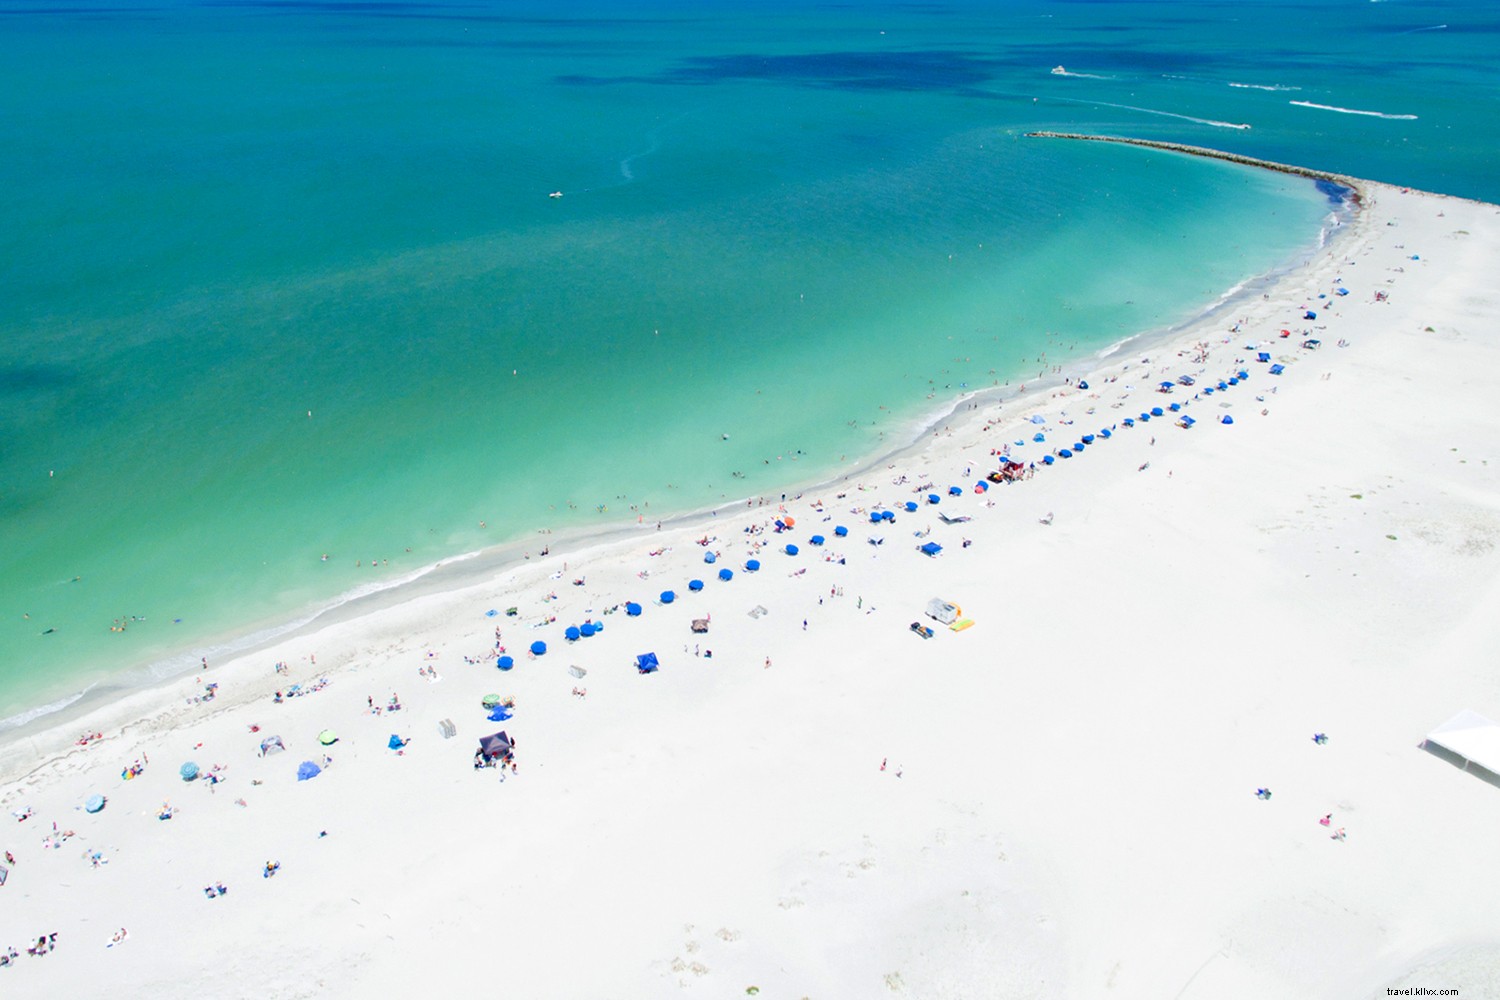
[2,0,1496,724]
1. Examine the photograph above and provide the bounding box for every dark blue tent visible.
[904,501,918,512]
[926,494,940,504]
[718,568,733,581]
[688,579,704,592]
[1269,364,1285,375]
[920,542,942,556]
[497,655,514,670]
[703,551,717,564]
[1180,415,1197,428]
[1204,387,1216,395]
[660,590,676,604]
[388,734,407,750]
[785,544,799,556]
[948,486,962,496]
[1257,351,1271,362]
[1159,380,1175,390]
[834,525,848,537]
[565,625,581,642]
[1078,379,1089,390]
[745,559,761,572]
[1221,414,1235,424]
[625,602,642,617]
[580,622,598,637]
[296,761,321,781]
[809,534,825,545]
[1336,287,1349,296]
[529,640,547,656]
[1033,432,1046,443]
[636,652,659,674]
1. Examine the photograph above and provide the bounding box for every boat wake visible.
[1290,100,1417,120]
[1084,99,1251,130]
[1050,66,1113,80]
[1229,82,1301,92]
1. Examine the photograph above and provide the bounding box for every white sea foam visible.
[1290,100,1417,120]
[1229,82,1301,92]
[0,686,94,732]
[1051,68,1113,80]
[1403,24,1447,33]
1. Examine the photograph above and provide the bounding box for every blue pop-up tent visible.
[1257,351,1271,362]
[497,655,514,670]
[296,761,321,781]
[1269,364,1285,375]
[1150,407,1164,417]
[1221,414,1235,424]
[1081,434,1095,444]
[388,734,407,750]
[1122,418,1135,428]
[636,652,659,674]
[1058,449,1073,459]
[1042,454,1055,465]
[920,542,942,556]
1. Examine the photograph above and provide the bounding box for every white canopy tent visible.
[1423,710,1500,780]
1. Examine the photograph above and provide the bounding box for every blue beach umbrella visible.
[580,622,597,637]
[1081,434,1095,444]
[179,762,199,781]
[809,535,825,545]
[565,625,581,642]
[1042,454,1055,465]
[1168,403,1180,412]
[926,494,940,505]
[688,579,704,592]
[1237,370,1249,379]
[948,486,962,496]
[84,794,107,813]
[1073,442,1084,451]
[497,655,514,670]
[718,568,733,581]
[660,590,676,604]
[785,544,799,556]
[881,510,896,522]
[1122,419,1134,428]
[529,640,547,656]
[745,559,760,572]
[625,602,642,617]
[1100,428,1112,438]
[1228,377,1239,385]
[1033,432,1046,443]
[1150,407,1164,417]
[1058,449,1073,459]
[834,525,848,537]
[904,501,918,512]
[703,551,717,564]
[296,761,320,782]
[869,511,883,523]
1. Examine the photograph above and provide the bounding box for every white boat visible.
[1051,65,1067,75]
[548,191,563,198]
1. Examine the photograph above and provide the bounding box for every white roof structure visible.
[1425,710,1500,776]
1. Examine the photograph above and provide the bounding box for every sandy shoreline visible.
[3,162,1499,998]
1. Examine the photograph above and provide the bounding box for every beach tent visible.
[259,736,285,757]
[565,625,582,642]
[1073,442,1085,451]
[745,559,761,572]
[636,652,659,674]
[834,525,848,537]
[1179,415,1197,428]
[920,542,942,556]
[479,731,513,761]
[180,761,200,781]
[497,655,514,670]
[688,579,704,591]
[1221,415,1235,425]
[1158,381,1175,391]
[318,729,338,746]
[660,591,676,604]
[904,501,918,513]
[296,761,321,781]
[718,568,733,581]
[387,734,407,751]
[625,602,642,617]
[703,551,717,564]
[1269,364,1286,375]
[1078,379,1089,390]
[1257,352,1271,362]
[530,640,547,656]
[580,622,598,637]
[1030,414,1046,424]
[84,795,106,813]
[809,534,825,546]
[1034,432,1046,443]
[785,544,799,556]
[1423,710,1500,782]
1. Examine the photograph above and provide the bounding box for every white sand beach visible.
[3,173,1500,999]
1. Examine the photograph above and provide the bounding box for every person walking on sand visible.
[764,657,771,669]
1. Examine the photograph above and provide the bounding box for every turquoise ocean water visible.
[2,0,1496,724]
